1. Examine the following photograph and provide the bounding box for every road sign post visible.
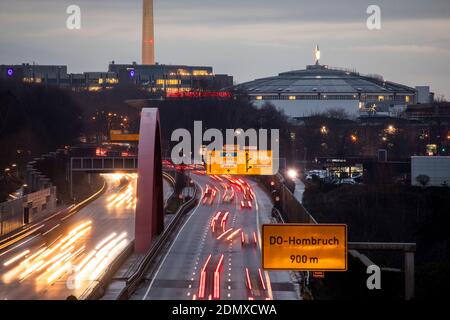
[262,224,347,271]
[206,150,274,175]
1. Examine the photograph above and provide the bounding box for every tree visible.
[416,174,430,187]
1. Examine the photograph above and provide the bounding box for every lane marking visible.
[142,183,204,300]
[42,224,61,236]
[253,180,274,300]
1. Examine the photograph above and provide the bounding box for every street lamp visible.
[287,168,298,180]
[386,125,397,135]
[320,126,328,135]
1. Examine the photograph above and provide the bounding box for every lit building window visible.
[156,79,181,85]
[378,95,385,101]
[98,78,104,84]
[177,69,191,76]
[289,96,296,100]
[405,96,410,103]
[23,77,42,83]
[255,96,263,100]
[192,70,210,76]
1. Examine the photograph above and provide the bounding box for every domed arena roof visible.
[234,64,415,95]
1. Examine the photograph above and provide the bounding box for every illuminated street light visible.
[320,126,328,135]
[350,134,358,142]
[386,125,397,135]
[287,168,298,180]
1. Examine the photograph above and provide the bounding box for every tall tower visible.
[314,45,320,65]
[142,0,155,64]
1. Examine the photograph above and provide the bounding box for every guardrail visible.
[162,171,176,207]
[80,240,135,300]
[70,180,107,213]
[116,182,199,300]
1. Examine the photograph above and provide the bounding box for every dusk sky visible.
[1,0,449,98]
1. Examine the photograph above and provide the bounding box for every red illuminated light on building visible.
[166,91,232,99]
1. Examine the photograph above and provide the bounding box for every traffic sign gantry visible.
[206,150,274,175]
[262,224,347,271]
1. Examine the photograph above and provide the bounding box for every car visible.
[202,185,217,204]
[351,172,363,180]
[334,178,356,185]
[243,192,253,201]
[240,200,252,209]
[222,188,235,203]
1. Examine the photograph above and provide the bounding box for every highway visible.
[0,173,173,300]
[132,173,299,300]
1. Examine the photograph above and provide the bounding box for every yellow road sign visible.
[206,150,274,175]
[110,133,140,141]
[262,224,347,271]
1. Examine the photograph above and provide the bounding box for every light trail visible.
[198,254,212,299]
[245,268,252,290]
[220,212,229,232]
[3,250,30,267]
[42,224,61,236]
[95,232,117,250]
[226,228,242,241]
[213,254,224,299]
[258,268,266,290]
[217,228,233,240]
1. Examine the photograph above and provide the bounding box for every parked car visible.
[334,178,357,185]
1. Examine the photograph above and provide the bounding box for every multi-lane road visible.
[132,173,299,300]
[0,173,173,300]
[0,170,298,300]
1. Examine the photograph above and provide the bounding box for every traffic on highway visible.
[0,173,171,300]
[132,172,298,300]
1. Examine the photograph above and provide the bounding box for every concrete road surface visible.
[0,173,173,300]
[132,174,299,300]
